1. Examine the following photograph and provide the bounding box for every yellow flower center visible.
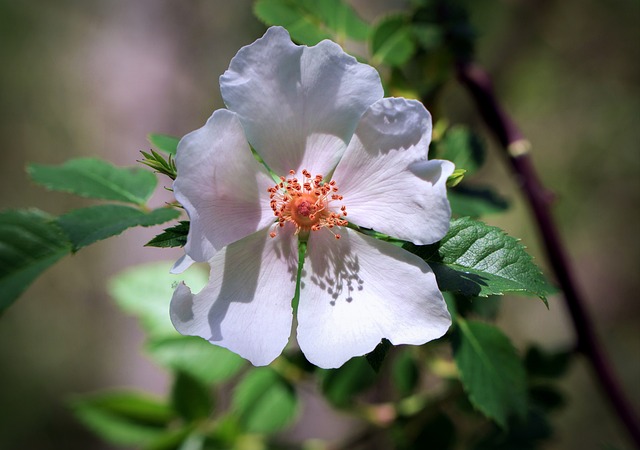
[268,169,348,239]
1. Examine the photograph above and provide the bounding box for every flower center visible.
[268,169,348,239]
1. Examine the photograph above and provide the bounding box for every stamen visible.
[267,169,348,238]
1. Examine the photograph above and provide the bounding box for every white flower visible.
[169,27,454,369]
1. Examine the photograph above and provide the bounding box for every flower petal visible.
[170,227,298,366]
[220,26,383,177]
[174,109,275,263]
[297,228,451,369]
[170,252,195,274]
[332,98,454,245]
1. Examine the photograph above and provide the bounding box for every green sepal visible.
[446,168,466,187]
[139,149,177,180]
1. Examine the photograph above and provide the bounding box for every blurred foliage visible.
[0,0,638,449]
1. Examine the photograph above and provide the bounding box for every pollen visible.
[267,169,348,239]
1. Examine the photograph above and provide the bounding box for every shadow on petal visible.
[356,98,429,156]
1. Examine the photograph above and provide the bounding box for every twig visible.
[455,60,640,448]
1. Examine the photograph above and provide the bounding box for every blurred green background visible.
[0,0,638,448]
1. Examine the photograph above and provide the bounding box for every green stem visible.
[291,239,307,314]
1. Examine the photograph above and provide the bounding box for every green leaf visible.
[448,186,509,218]
[434,126,485,175]
[365,338,391,373]
[171,371,213,422]
[408,217,553,302]
[473,409,552,450]
[392,350,420,397]
[28,158,157,205]
[254,0,370,46]
[320,356,377,408]
[254,0,330,45]
[371,15,416,67]
[232,367,298,433]
[524,346,572,379]
[146,221,190,248]
[412,23,444,51]
[403,412,455,450]
[57,205,180,251]
[0,209,71,312]
[453,319,527,428]
[70,391,174,447]
[147,336,245,384]
[312,0,370,41]
[454,294,502,321]
[108,261,209,339]
[148,133,180,155]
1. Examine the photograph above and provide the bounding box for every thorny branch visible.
[455,60,640,448]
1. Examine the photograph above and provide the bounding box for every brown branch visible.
[455,60,640,448]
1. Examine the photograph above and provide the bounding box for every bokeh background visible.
[0,0,638,448]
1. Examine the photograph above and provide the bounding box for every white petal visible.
[170,253,195,274]
[297,228,451,369]
[174,109,276,263]
[220,26,383,177]
[170,227,298,366]
[332,98,455,245]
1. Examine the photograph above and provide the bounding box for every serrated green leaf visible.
[171,371,213,422]
[28,158,157,205]
[148,133,180,155]
[146,221,189,248]
[371,15,416,67]
[0,209,72,311]
[320,356,377,408]
[108,261,208,339]
[147,336,245,384]
[408,217,553,302]
[453,319,527,428]
[57,205,180,251]
[448,186,509,218]
[435,126,485,175]
[70,391,174,447]
[255,0,370,46]
[232,367,298,433]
